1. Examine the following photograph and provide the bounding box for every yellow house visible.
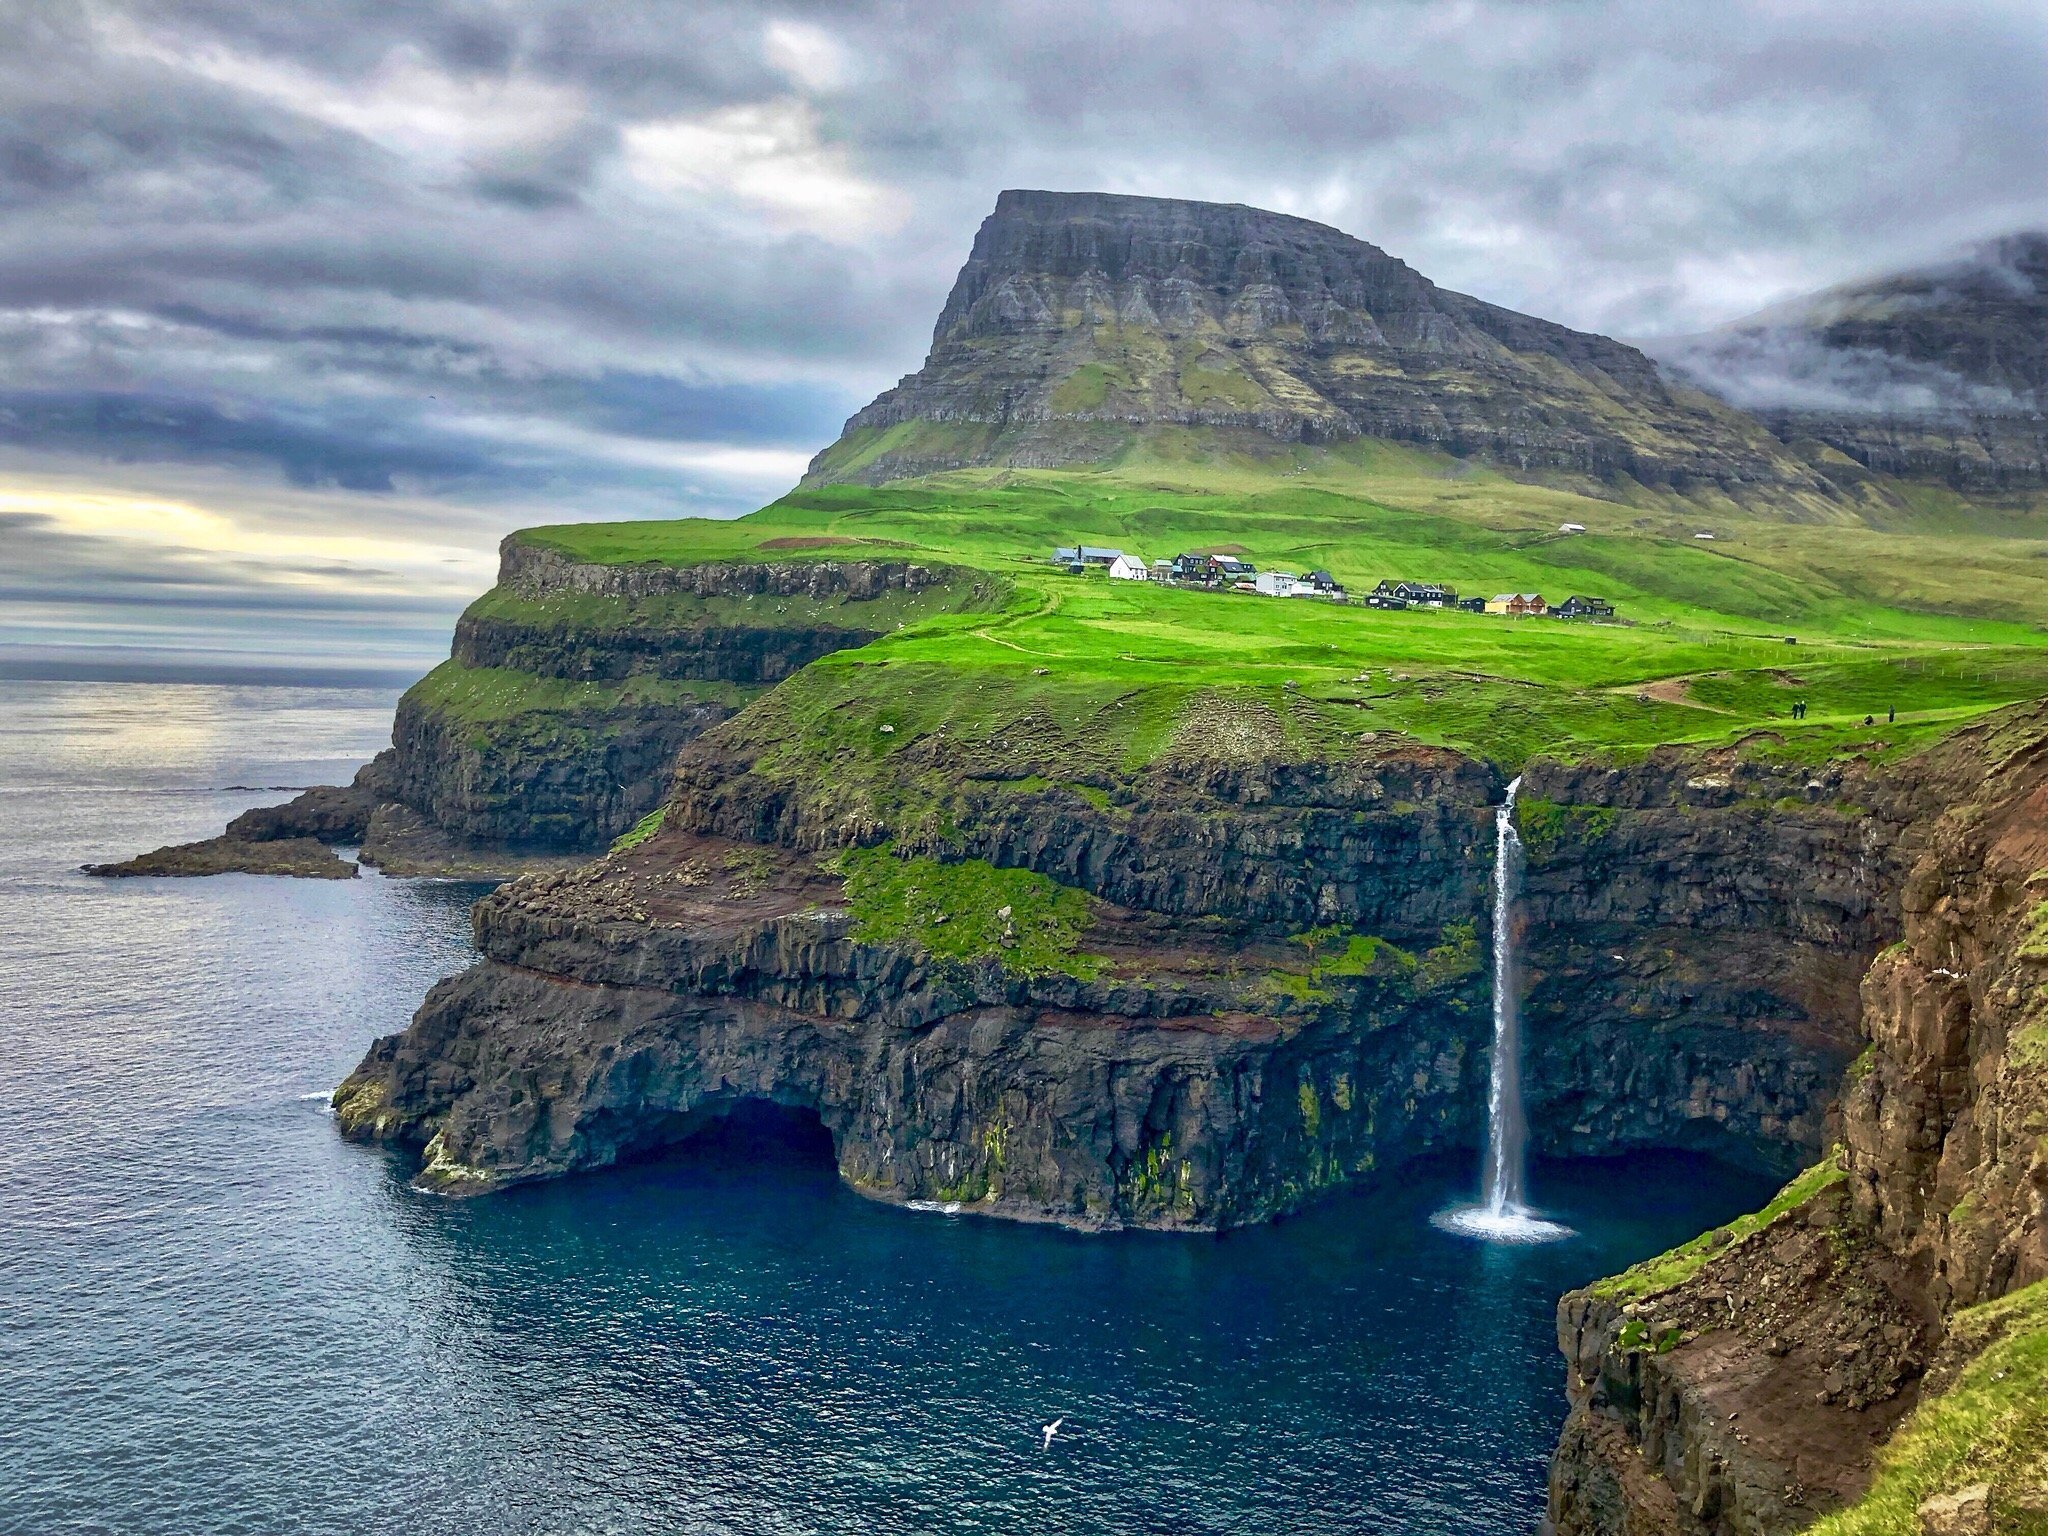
[1484,593,1546,616]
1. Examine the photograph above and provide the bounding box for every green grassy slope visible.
[509,442,2047,768]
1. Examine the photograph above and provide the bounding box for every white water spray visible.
[1434,776,1571,1244]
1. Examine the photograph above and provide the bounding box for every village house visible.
[1456,597,1487,612]
[1305,570,1342,593]
[1212,555,1255,582]
[1107,553,1149,581]
[1554,595,1615,619]
[1485,592,1547,616]
[1372,579,1456,606]
[1255,571,1320,598]
[1168,552,1254,585]
[1052,545,1124,566]
[1558,522,1586,534]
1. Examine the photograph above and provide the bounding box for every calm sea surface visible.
[0,679,1778,1536]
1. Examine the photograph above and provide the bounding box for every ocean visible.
[0,678,1778,1536]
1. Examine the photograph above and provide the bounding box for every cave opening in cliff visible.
[659,1098,839,1174]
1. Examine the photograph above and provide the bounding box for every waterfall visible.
[1432,776,1570,1243]
[1483,776,1529,1215]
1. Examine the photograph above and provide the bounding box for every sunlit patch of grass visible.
[1588,1154,1846,1303]
[835,845,1104,980]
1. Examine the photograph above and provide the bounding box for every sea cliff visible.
[333,697,1913,1226]
[90,543,997,877]
[1546,702,2048,1535]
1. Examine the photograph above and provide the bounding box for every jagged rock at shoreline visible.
[1647,233,2048,490]
[807,190,1832,499]
[84,835,358,879]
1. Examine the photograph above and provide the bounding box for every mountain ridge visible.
[807,189,1833,501]
[1644,232,2048,489]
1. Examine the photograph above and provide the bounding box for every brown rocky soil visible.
[1552,1185,1933,1535]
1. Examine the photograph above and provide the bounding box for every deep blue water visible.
[0,679,1781,1536]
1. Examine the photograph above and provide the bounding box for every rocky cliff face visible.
[335,822,1494,1227]
[99,546,989,877]
[1546,702,2048,1536]
[373,685,729,853]
[334,702,1913,1228]
[371,553,966,857]
[808,190,1829,498]
[335,733,1504,1224]
[1518,750,1906,1174]
[1647,233,2048,491]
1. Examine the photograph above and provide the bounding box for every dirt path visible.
[1609,675,1737,712]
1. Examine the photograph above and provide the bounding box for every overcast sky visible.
[4,0,2045,669]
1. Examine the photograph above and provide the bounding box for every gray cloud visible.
[2,0,2046,658]
[1649,332,2035,418]
[1644,231,2048,417]
[0,505,468,665]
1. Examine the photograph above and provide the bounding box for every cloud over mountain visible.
[4,0,2047,659]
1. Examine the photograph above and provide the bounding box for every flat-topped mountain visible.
[1646,233,2048,488]
[807,190,1827,497]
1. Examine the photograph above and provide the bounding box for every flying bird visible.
[1040,1417,1063,1451]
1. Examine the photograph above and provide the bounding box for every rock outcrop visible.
[1546,701,2048,1535]
[807,190,1833,500]
[83,834,358,879]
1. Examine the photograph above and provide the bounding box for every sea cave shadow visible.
[644,1097,840,1174]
